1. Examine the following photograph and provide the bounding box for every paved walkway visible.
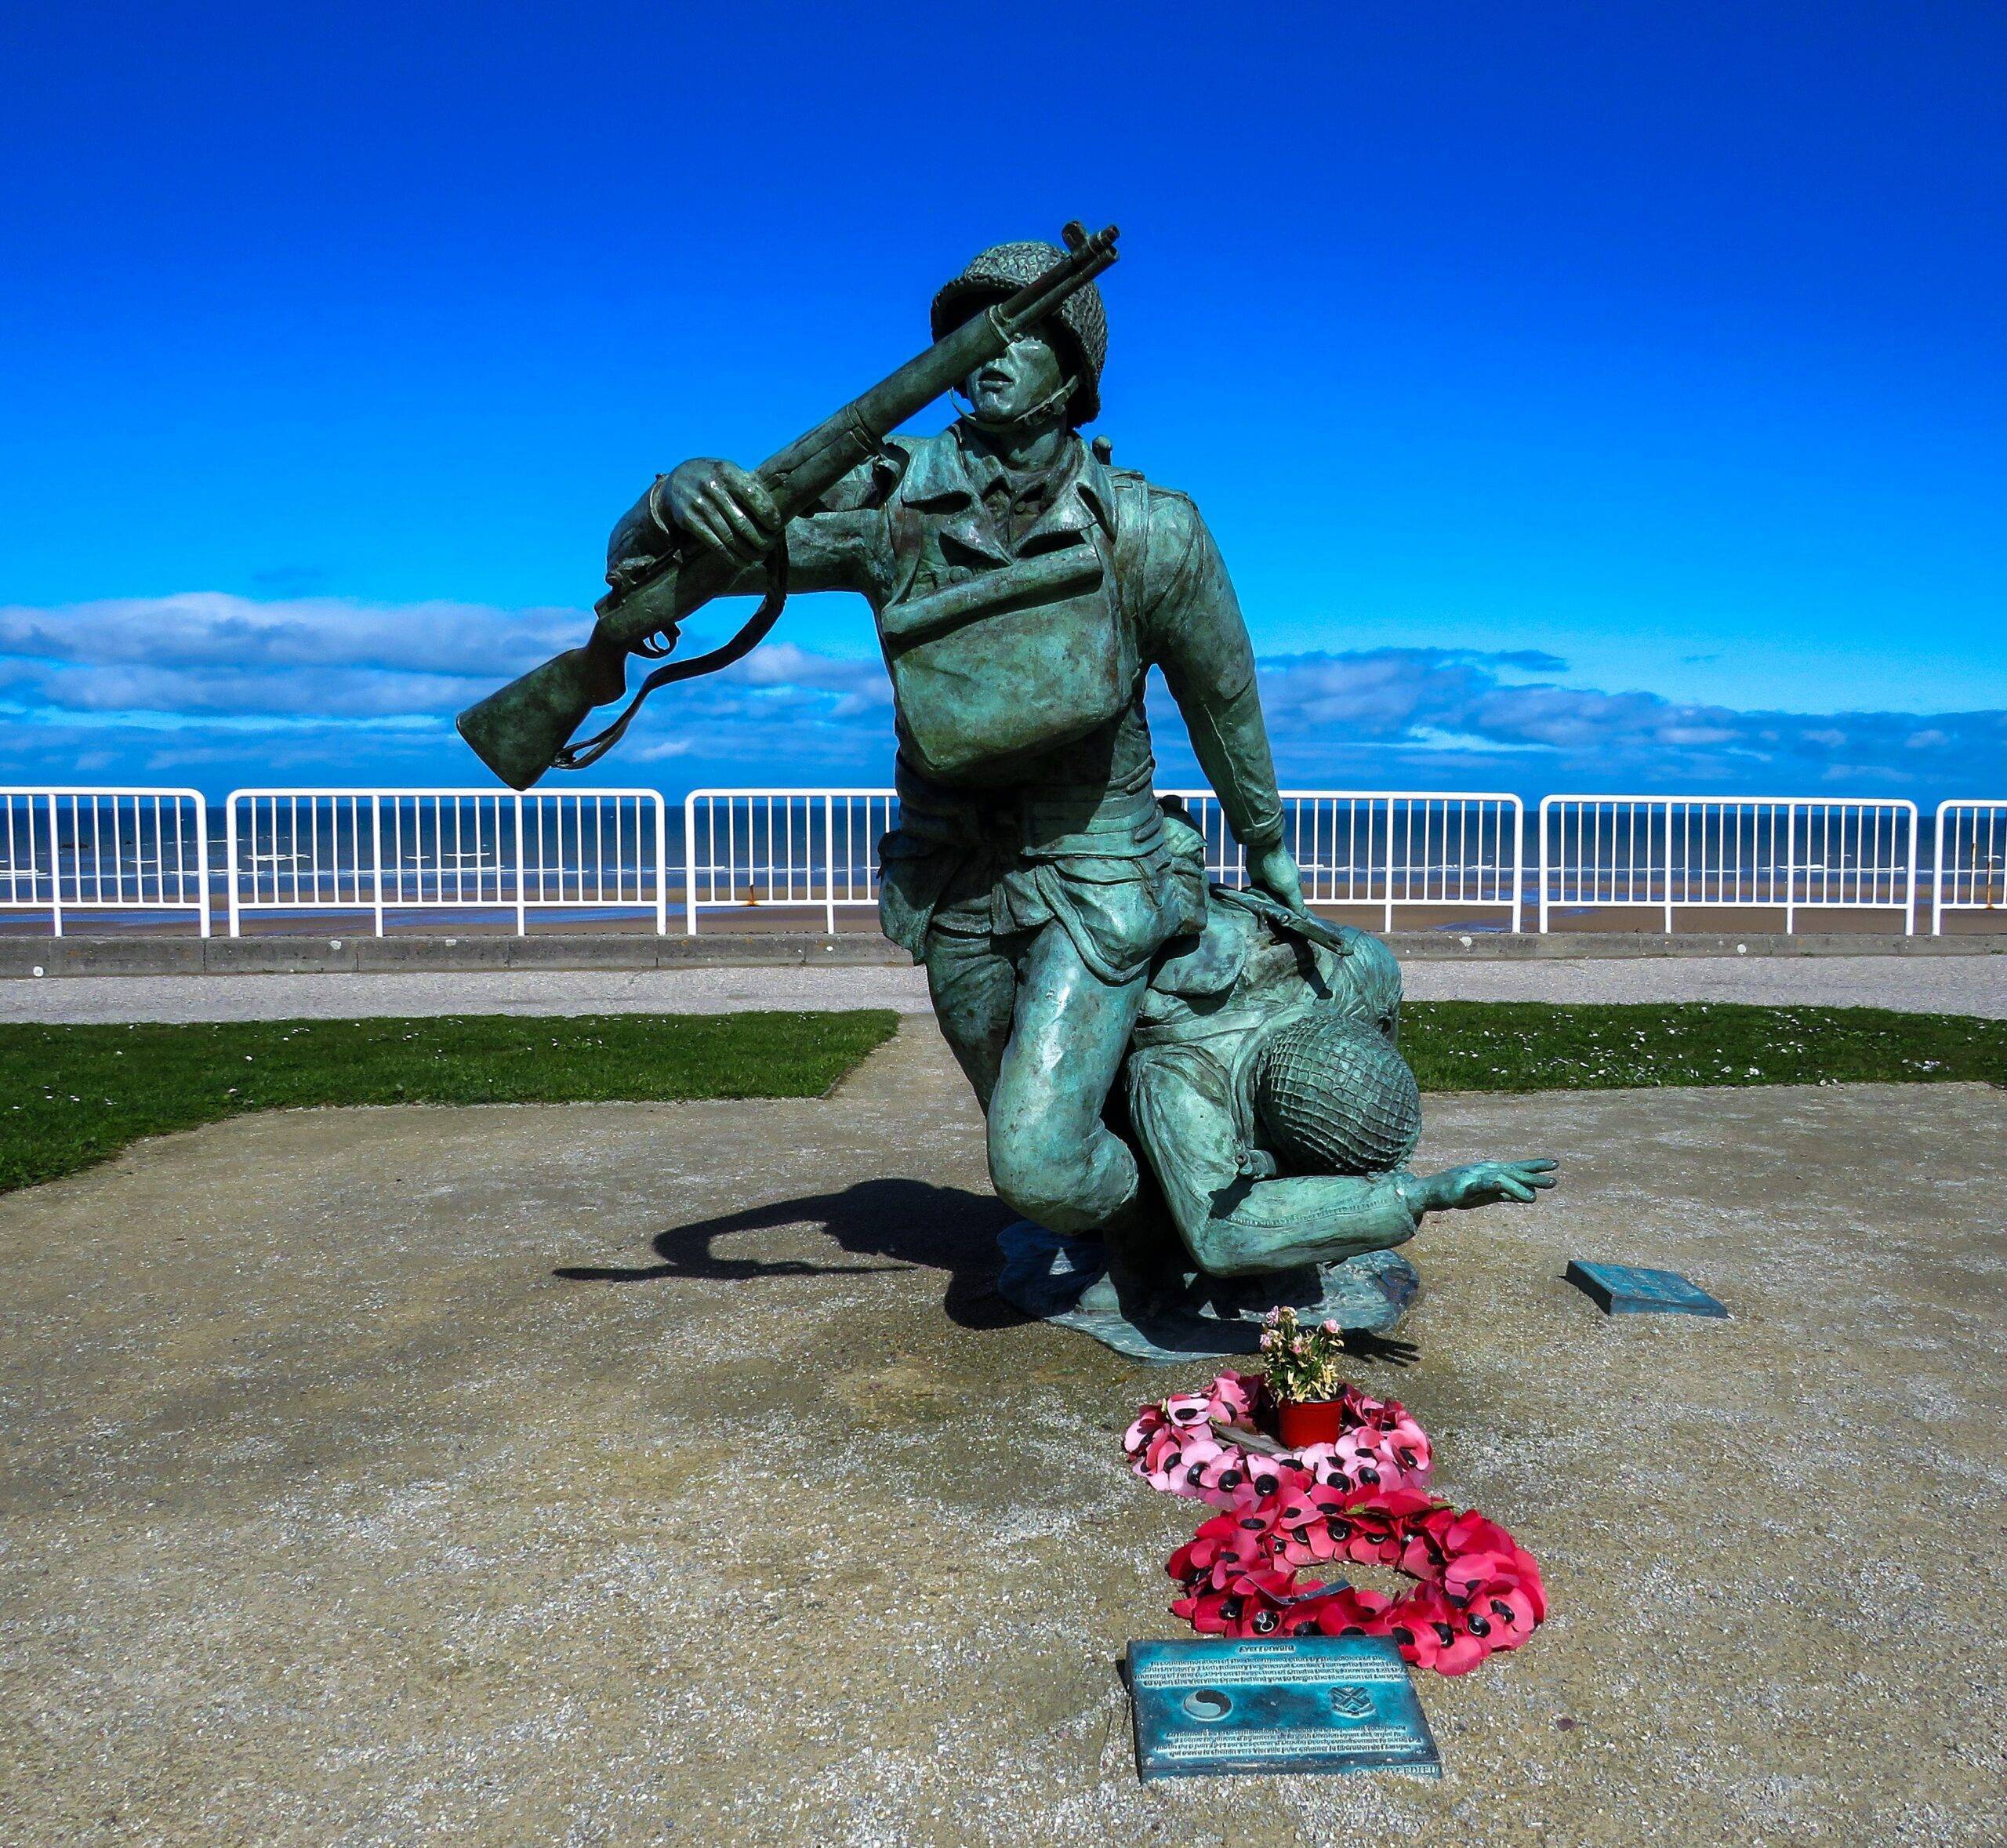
[2,953,2005,1021]
[2,1018,2000,1845]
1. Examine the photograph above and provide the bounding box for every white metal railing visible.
[1167,790,1524,931]
[683,787,1523,933]
[684,789,898,934]
[7,785,2001,942]
[1933,800,2007,935]
[224,789,669,935]
[0,787,211,935]
[1538,796,1918,934]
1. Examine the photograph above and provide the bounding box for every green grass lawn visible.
[0,1003,1999,1199]
[1403,1001,2005,1092]
[0,1011,899,1196]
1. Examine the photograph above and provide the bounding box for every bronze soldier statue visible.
[602,240,1308,1314]
[459,227,1555,1353]
[1111,808,1555,1331]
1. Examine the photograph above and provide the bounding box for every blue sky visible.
[2,2,2002,801]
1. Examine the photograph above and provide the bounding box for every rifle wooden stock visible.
[455,631,626,794]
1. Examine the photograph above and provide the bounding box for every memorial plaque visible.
[1566,1259,1728,1318]
[1126,1636,1440,1780]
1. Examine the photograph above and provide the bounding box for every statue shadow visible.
[1338,1327,1421,1369]
[552,1178,1029,1331]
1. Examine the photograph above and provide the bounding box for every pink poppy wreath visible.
[1123,1371,1546,1677]
[1122,1368,1432,1506]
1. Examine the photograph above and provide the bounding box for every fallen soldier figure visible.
[1087,804,1556,1322]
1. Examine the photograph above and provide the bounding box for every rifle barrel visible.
[593,225,1119,642]
[752,223,1119,521]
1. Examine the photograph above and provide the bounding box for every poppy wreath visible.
[1124,1372,1547,1677]
[1120,1369,1432,1508]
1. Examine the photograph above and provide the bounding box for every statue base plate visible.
[996,1221,1419,1363]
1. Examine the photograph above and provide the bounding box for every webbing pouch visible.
[882,536,1126,781]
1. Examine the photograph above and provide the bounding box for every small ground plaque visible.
[1126,1636,1439,1780]
[1566,1260,1729,1318]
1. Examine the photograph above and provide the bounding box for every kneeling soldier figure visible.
[615,241,1307,1296]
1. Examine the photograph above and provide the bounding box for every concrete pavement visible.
[3,951,2005,1021]
[2,1018,2001,1845]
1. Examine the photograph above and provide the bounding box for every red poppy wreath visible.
[1122,1371,1547,1676]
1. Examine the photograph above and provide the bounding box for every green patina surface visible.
[454,228,2002,1344]
[461,230,1323,1327]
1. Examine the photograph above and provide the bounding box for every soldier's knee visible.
[987,1118,1134,1234]
[989,1126,1076,1221]
[988,1120,1088,1222]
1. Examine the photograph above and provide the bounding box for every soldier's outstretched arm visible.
[1143,496,1305,912]
[1167,1162,1556,1276]
[1410,1160,1559,1210]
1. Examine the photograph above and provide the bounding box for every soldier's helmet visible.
[1250,1009,1423,1176]
[932,241,1108,426]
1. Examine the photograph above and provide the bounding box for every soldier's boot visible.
[1073,1193,1201,1321]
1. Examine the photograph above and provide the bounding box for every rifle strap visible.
[553,541,791,772]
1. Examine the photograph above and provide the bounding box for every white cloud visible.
[2,594,2003,800]
[0,590,578,676]
[1190,646,2007,793]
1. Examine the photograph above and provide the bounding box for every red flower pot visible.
[1275,1398,1346,1449]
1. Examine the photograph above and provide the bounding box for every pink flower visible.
[1195,1447,1259,1501]
[1443,1542,1546,1625]
[1167,1509,1275,1589]
[1454,1574,1542,1647]
[1272,1486,1354,1566]
[1168,1435,1225,1493]
[1244,1456,1308,1501]
[1376,1584,1457,1671]
[1121,1407,1166,1454]
[1210,1372,1258,1418]
[1327,1429,1374,1477]
[1139,1432,1199,1495]
[1163,1392,1213,1430]
[1134,1370,1548,1679]
[1417,1591,1493,1676]
[1137,1429,1186,1488]
[1171,1565,1303,1637]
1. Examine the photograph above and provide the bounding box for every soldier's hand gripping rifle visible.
[455,222,1121,790]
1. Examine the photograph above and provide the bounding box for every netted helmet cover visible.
[931,240,1108,424]
[1251,1009,1422,1175]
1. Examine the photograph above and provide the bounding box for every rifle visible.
[456,221,1121,790]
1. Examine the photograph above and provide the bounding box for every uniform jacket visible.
[608,422,1287,982]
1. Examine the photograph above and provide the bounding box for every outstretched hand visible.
[1432,1159,1559,1209]
[664,458,783,567]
